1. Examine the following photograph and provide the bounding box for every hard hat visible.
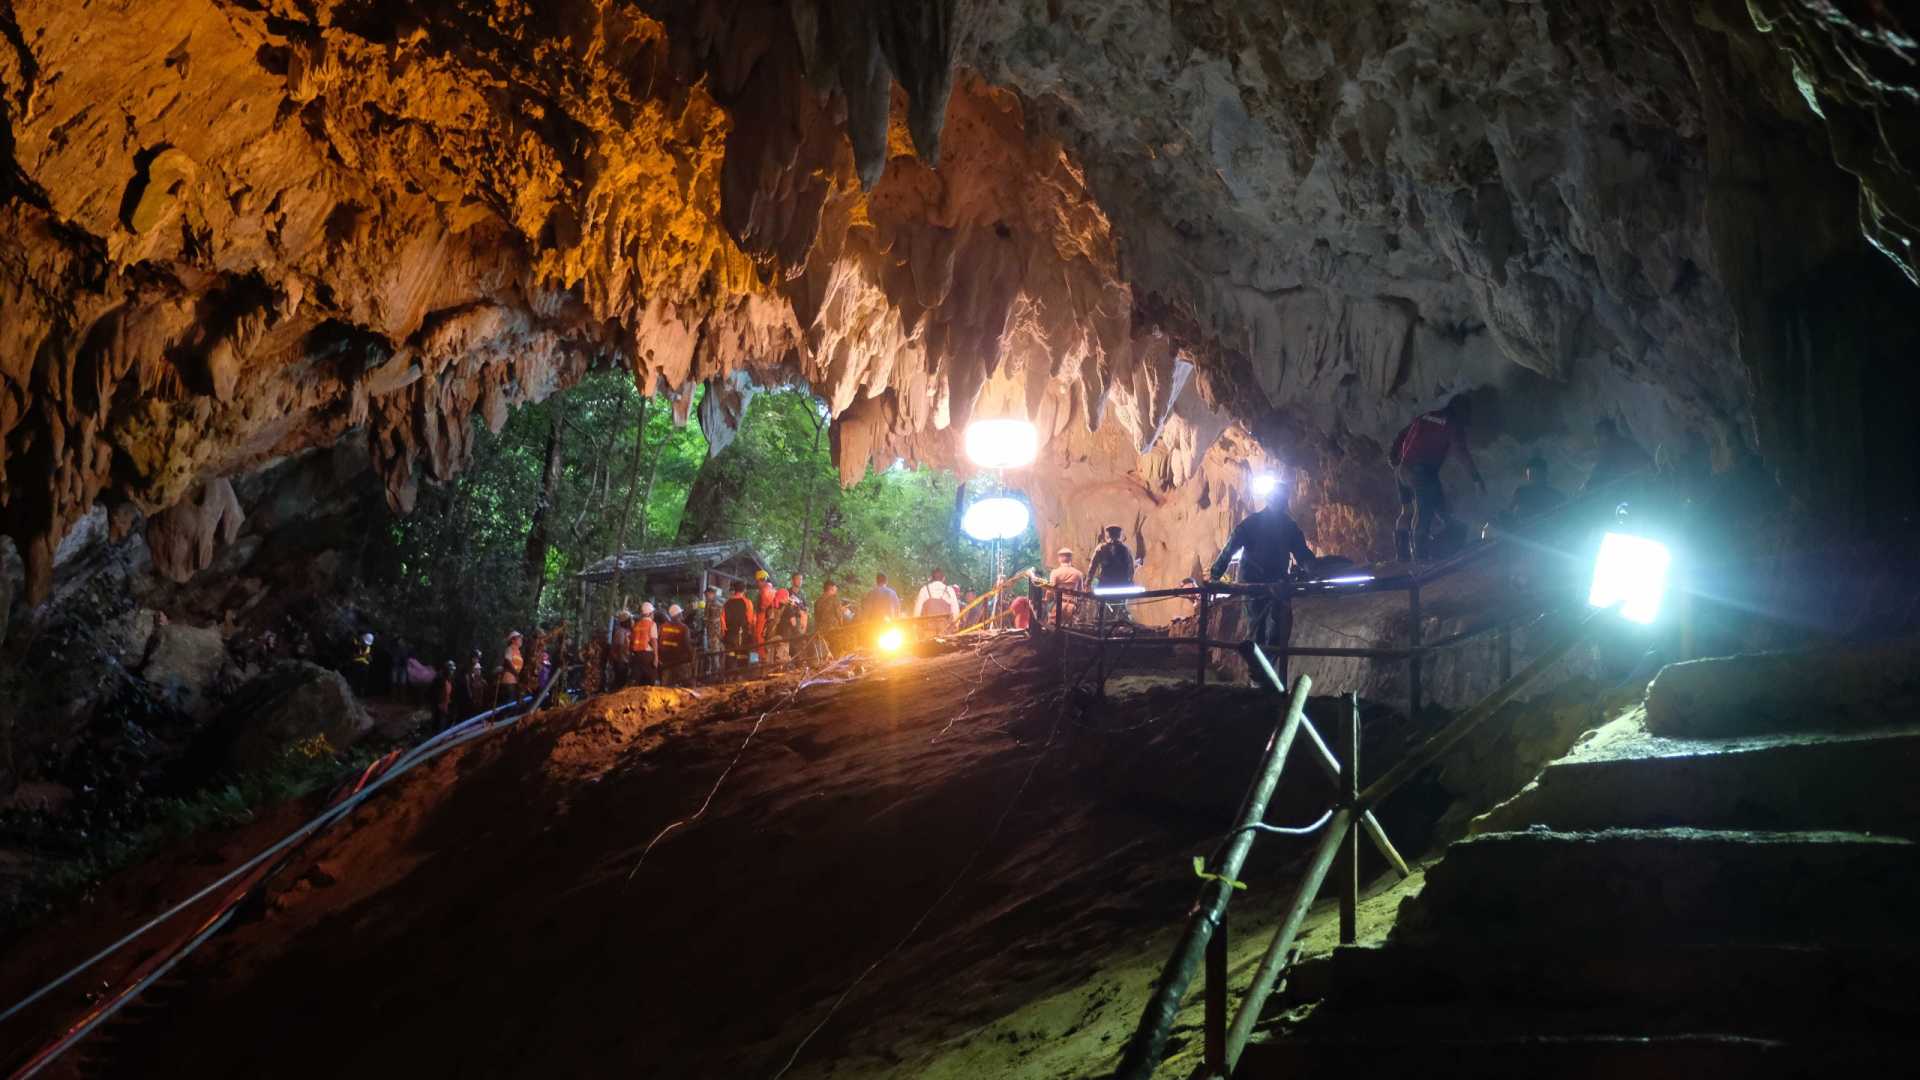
[693,600,705,610]
[508,630,522,640]
[754,569,769,581]
[668,604,683,618]
[1056,547,1074,558]
[640,602,655,615]
[360,632,374,646]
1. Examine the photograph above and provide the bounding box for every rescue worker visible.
[1503,455,1567,525]
[1584,418,1656,495]
[631,602,659,686]
[1208,494,1316,685]
[609,612,633,689]
[496,630,525,708]
[451,651,477,719]
[465,651,488,717]
[658,604,690,685]
[347,632,375,696]
[723,582,753,670]
[761,589,789,665]
[1007,593,1035,631]
[1388,394,1486,562]
[431,661,457,730]
[1046,548,1086,624]
[1089,526,1136,589]
[702,588,727,676]
[913,568,962,627]
[747,572,774,662]
[814,581,844,657]
[862,573,902,621]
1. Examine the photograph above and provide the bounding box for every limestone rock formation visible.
[206,660,371,773]
[2,0,1916,607]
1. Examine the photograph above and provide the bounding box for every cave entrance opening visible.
[366,373,1041,672]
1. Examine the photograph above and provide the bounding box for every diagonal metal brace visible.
[1240,642,1411,879]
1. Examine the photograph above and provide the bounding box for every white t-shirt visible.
[914,581,962,617]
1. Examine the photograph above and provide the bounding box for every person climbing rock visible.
[1209,495,1316,685]
[1389,394,1486,561]
[861,572,901,621]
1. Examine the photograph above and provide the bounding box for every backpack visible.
[922,585,954,617]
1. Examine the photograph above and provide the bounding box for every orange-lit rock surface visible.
[4,0,1918,606]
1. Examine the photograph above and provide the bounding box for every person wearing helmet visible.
[632,603,659,686]
[658,603,689,684]
[496,630,525,707]
[1047,548,1086,624]
[913,568,962,628]
[1388,394,1486,562]
[346,632,374,696]
[465,651,488,717]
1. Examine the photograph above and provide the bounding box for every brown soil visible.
[0,640,1445,1079]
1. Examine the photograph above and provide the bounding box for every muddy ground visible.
[0,637,1454,1078]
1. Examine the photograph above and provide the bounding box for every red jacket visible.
[1394,411,1477,472]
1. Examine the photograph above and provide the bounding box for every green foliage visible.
[0,740,378,937]
[364,376,1039,659]
[674,390,1041,598]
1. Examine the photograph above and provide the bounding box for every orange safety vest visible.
[658,621,687,656]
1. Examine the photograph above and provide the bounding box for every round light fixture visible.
[964,418,1039,469]
[961,496,1031,542]
[1251,472,1281,498]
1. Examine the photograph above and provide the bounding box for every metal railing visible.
[1115,609,1604,1078]
[1033,474,1643,716]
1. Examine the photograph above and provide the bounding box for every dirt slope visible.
[2,640,1448,1078]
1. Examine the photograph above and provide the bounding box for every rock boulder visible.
[211,661,372,774]
[139,621,230,717]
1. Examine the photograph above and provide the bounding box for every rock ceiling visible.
[2,0,1916,603]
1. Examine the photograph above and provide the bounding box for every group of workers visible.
[348,397,1757,715]
[590,567,997,690]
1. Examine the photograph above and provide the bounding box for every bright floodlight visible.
[961,496,1031,542]
[1588,532,1671,625]
[964,418,1039,469]
[1251,472,1281,497]
[1093,584,1147,597]
[876,626,906,654]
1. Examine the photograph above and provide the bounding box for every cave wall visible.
[3,0,1917,619]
